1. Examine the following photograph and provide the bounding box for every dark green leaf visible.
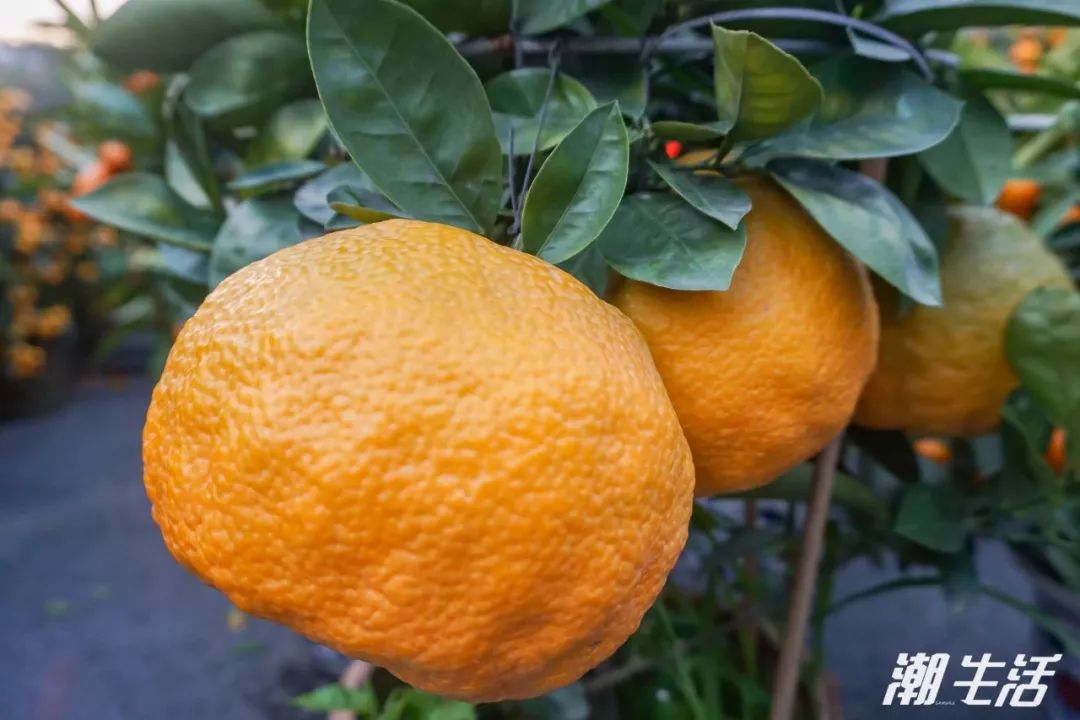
[596,193,746,291]
[1000,391,1058,494]
[71,173,220,252]
[1006,287,1080,430]
[209,196,303,286]
[517,0,614,34]
[521,684,589,720]
[327,185,404,224]
[171,100,222,213]
[70,81,159,146]
[895,484,968,553]
[875,1,1080,34]
[959,68,1080,100]
[650,121,730,142]
[846,426,920,483]
[309,0,503,234]
[770,158,942,305]
[648,161,751,229]
[228,160,326,193]
[558,244,610,297]
[165,141,211,209]
[1033,187,1080,239]
[600,0,661,36]
[293,162,370,225]
[185,31,311,128]
[919,93,1012,205]
[569,58,647,118]
[91,0,280,72]
[292,683,378,714]
[486,69,598,155]
[711,25,822,142]
[745,57,963,162]
[521,103,628,263]
[980,585,1080,657]
[399,0,510,34]
[246,99,328,167]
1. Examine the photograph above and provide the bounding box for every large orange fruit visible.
[855,206,1073,436]
[143,220,694,701]
[611,175,879,495]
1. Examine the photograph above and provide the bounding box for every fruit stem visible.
[768,437,841,720]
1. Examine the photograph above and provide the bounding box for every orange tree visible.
[64,0,1080,717]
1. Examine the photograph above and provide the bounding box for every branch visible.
[768,437,841,720]
[458,35,842,58]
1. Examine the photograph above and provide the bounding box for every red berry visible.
[664,141,683,160]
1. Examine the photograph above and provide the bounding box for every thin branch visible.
[458,35,841,58]
[769,437,842,720]
[510,42,561,237]
[658,8,933,80]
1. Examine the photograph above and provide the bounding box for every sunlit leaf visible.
[246,99,328,167]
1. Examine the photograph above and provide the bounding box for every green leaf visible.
[521,684,590,720]
[246,99,328,167]
[745,57,963,163]
[1033,187,1080,239]
[398,0,510,34]
[228,160,326,194]
[70,81,159,147]
[517,0,615,34]
[895,484,968,553]
[294,162,370,225]
[980,585,1080,658]
[875,0,1080,34]
[558,244,610,297]
[1006,287,1080,431]
[309,0,503,234]
[918,93,1012,205]
[185,31,311,128]
[328,185,404,224]
[170,100,222,214]
[601,0,661,36]
[711,25,823,142]
[209,196,303,287]
[650,121,730,142]
[165,141,211,209]
[769,158,942,306]
[1000,391,1058,494]
[71,173,220,252]
[380,688,475,720]
[91,0,280,72]
[292,684,378,714]
[486,69,598,156]
[648,161,751,229]
[596,193,747,291]
[521,103,628,263]
[959,68,1080,100]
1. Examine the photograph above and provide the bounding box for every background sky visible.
[0,0,127,43]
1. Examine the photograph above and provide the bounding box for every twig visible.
[583,657,654,693]
[769,437,841,720]
[458,35,840,58]
[510,41,561,237]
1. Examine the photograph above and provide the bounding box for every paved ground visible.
[0,380,1048,719]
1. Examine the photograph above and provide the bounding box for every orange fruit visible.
[996,179,1043,220]
[97,140,132,173]
[124,70,160,95]
[64,162,111,223]
[611,175,880,495]
[1048,27,1069,48]
[913,438,952,464]
[1009,38,1044,67]
[8,343,45,379]
[1060,205,1080,227]
[855,206,1073,436]
[143,220,694,701]
[1046,427,1068,474]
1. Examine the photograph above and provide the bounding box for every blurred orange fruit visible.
[124,70,160,95]
[996,179,1042,220]
[8,343,45,379]
[914,438,952,464]
[98,140,132,173]
[1046,428,1068,474]
[1048,27,1069,48]
[1010,37,1044,67]
[33,305,71,339]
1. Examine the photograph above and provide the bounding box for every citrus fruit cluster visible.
[144,173,1072,700]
